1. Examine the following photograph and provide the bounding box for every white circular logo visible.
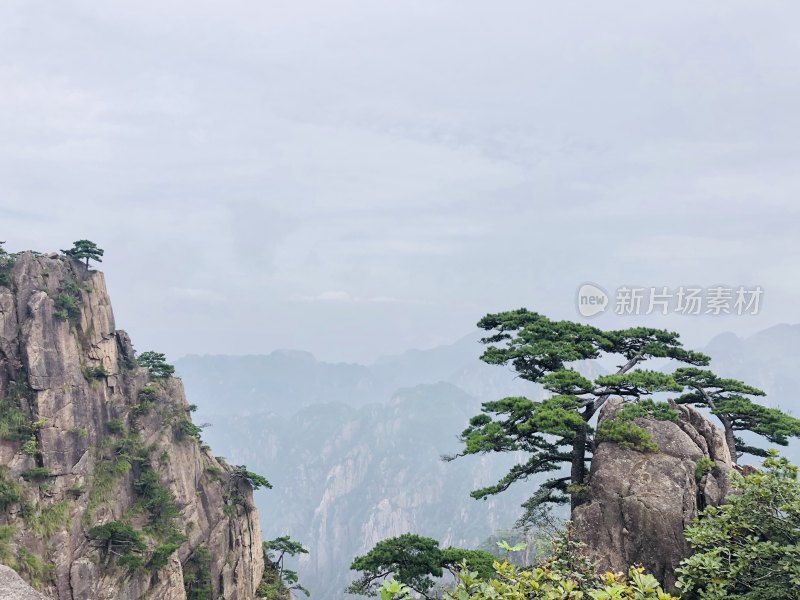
[577,283,609,317]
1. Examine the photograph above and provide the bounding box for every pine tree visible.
[448,309,710,515]
[61,239,104,268]
[674,367,800,463]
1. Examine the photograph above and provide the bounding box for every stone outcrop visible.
[572,398,733,589]
[0,564,51,600]
[0,252,265,599]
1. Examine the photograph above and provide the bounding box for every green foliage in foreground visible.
[676,452,800,600]
[348,533,496,598]
[373,527,677,600]
[442,561,678,600]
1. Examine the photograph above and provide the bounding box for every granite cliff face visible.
[572,398,733,589]
[0,252,265,599]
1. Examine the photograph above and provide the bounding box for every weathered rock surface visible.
[572,398,733,589]
[0,565,52,600]
[0,253,265,599]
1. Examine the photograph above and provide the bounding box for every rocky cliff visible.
[572,398,733,589]
[0,252,265,599]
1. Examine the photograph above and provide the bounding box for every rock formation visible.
[0,252,266,599]
[572,397,733,589]
[0,564,51,600]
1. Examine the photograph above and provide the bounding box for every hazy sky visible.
[2,1,799,363]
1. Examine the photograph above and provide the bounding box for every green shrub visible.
[448,561,677,600]
[22,467,51,483]
[0,525,15,567]
[0,247,14,289]
[183,545,212,600]
[133,468,182,536]
[107,418,125,434]
[53,293,81,322]
[67,482,85,498]
[150,543,180,570]
[176,419,203,442]
[21,435,38,456]
[29,501,70,538]
[694,456,716,480]
[677,452,800,599]
[84,459,122,523]
[0,396,30,441]
[595,419,659,452]
[82,365,109,381]
[593,400,676,453]
[17,547,52,590]
[0,480,22,511]
[118,553,146,572]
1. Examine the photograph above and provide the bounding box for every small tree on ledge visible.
[62,239,104,268]
[137,351,175,379]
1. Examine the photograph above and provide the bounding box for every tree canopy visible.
[674,367,800,463]
[450,309,800,522]
[262,536,309,597]
[62,239,104,267]
[347,533,495,598]
[449,309,710,515]
[137,351,176,379]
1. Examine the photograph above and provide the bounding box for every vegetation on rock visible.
[448,309,800,522]
[61,239,104,268]
[674,367,800,463]
[259,536,310,598]
[137,351,176,379]
[676,452,800,599]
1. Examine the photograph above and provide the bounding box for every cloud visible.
[168,287,226,304]
[297,291,414,305]
[1,1,799,361]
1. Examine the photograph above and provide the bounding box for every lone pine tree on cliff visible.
[62,239,104,268]
[447,309,800,520]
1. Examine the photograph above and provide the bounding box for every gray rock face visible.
[572,398,733,589]
[0,253,264,599]
[0,565,51,600]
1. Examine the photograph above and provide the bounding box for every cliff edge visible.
[0,251,265,599]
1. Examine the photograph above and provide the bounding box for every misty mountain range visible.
[175,324,800,599]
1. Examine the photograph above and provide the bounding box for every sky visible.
[2,1,799,363]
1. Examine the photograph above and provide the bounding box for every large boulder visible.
[572,398,733,589]
[0,565,51,600]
